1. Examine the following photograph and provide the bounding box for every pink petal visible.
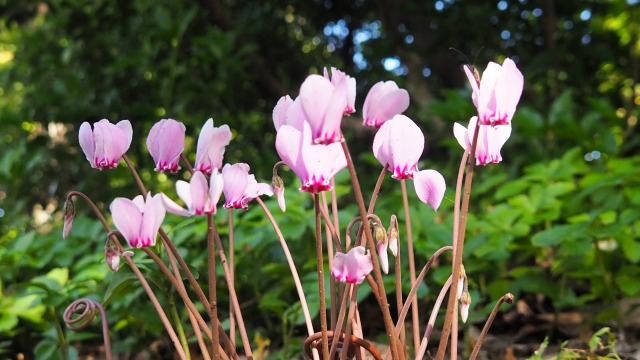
[146,119,185,172]
[175,180,193,210]
[495,58,523,124]
[78,122,95,165]
[139,194,165,247]
[373,115,424,179]
[273,95,293,130]
[377,240,389,274]
[299,74,346,144]
[115,120,133,151]
[110,197,143,247]
[194,119,232,174]
[222,163,250,208]
[275,125,307,181]
[463,65,480,108]
[453,121,470,150]
[413,169,446,211]
[209,168,224,212]
[363,81,409,127]
[478,62,501,125]
[160,193,191,217]
[189,171,209,214]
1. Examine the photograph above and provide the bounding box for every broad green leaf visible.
[531,224,584,247]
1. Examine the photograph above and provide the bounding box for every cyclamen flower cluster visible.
[78,117,272,259]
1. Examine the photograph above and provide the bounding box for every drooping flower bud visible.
[460,291,471,323]
[62,198,75,239]
[457,264,467,300]
[373,223,389,274]
[387,214,399,257]
[105,238,121,272]
[272,175,285,212]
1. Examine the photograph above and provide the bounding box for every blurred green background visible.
[0,0,639,358]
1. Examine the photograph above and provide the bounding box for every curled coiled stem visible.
[63,298,112,360]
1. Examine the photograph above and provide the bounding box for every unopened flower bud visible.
[272,175,285,212]
[373,223,389,274]
[460,291,471,323]
[387,214,399,257]
[457,264,466,300]
[63,198,76,239]
[105,238,121,272]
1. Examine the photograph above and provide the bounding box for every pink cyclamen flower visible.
[324,67,356,115]
[194,118,232,176]
[222,163,273,209]
[162,170,224,216]
[79,119,133,170]
[110,193,166,248]
[464,58,523,126]
[331,246,373,285]
[275,121,347,193]
[373,115,446,211]
[362,81,410,128]
[454,116,512,165]
[373,114,424,179]
[146,118,186,173]
[299,73,348,144]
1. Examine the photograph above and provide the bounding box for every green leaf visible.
[531,224,584,247]
[103,268,139,306]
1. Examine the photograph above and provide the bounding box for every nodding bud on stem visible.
[63,198,76,239]
[457,264,467,300]
[387,214,399,257]
[104,238,120,272]
[272,174,285,212]
[460,291,471,323]
[373,223,390,274]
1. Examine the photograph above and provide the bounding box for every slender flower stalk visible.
[468,293,515,360]
[400,179,420,352]
[314,194,330,360]
[414,276,453,360]
[436,119,481,360]
[340,140,403,360]
[207,214,220,360]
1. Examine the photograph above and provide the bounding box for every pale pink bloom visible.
[376,239,390,274]
[104,239,133,272]
[146,118,186,173]
[162,170,224,216]
[464,58,523,126]
[373,115,446,210]
[454,116,511,165]
[299,73,348,144]
[331,246,373,285]
[362,81,410,128]
[194,118,232,176]
[373,115,424,179]
[413,170,446,211]
[110,193,166,248]
[272,95,305,131]
[275,121,347,193]
[460,291,471,323]
[324,67,356,115]
[79,119,133,170]
[221,163,273,209]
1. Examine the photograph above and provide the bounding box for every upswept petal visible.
[161,193,192,217]
[175,180,193,210]
[139,194,165,247]
[222,163,250,208]
[273,95,293,130]
[189,171,209,214]
[275,125,306,180]
[78,122,95,164]
[115,120,133,151]
[110,197,143,247]
[463,65,480,108]
[413,169,446,211]
[453,122,471,150]
[477,62,500,125]
[209,168,224,211]
[494,58,524,125]
[377,240,389,274]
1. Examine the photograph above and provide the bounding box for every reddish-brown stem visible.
[314,194,330,360]
[436,120,481,360]
[208,214,221,360]
[255,198,316,337]
[367,168,388,213]
[468,293,515,360]
[394,238,406,358]
[339,285,360,360]
[400,179,420,353]
[227,209,236,347]
[180,153,195,174]
[211,224,254,359]
[328,283,353,359]
[122,155,147,195]
[415,276,453,359]
[340,141,403,360]
[322,193,338,330]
